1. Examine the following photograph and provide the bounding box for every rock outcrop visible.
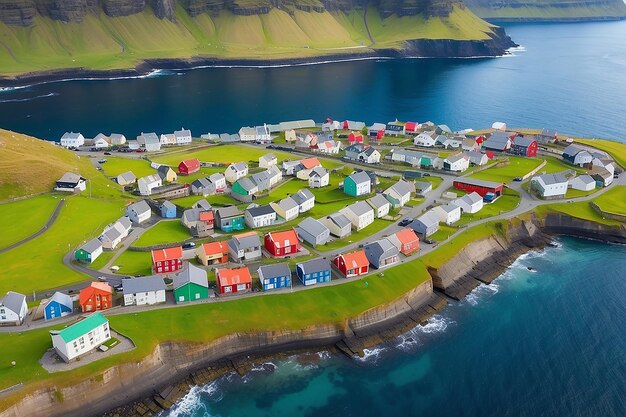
[0,1,37,26]
[152,0,176,19]
[101,0,146,17]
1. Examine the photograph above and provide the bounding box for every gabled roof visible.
[208,172,225,183]
[485,132,511,150]
[310,167,328,178]
[260,153,276,163]
[394,228,419,245]
[297,258,330,275]
[437,203,461,214]
[101,227,123,242]
[174,128,191,137]
[461,192,483,205]
[151,246,183,263]
[345,143,367,153]
[47,291,72,309]
[300,158,321,169]
[128,200,151,215]
[236,177,257,192]
[364,239,398,261]
[173,264,208,289]
[277,197,299,211]
[414,181,432,191]
[182,208,203,223]
[369,122,386,130]
[192,178,211,189]
[367,193,390,209]
[445,153,468,164]
[161,201,176,211]
[138,174,161,185]
[250,171,271,186]
[266,229,299,248]
[79,282,112,306]
[324,212,351,229]
[62,132,82,140]
[0,291,26,315]
[140,132,159,144]
[291,189,315,205]
[413,210,440,227]
[385,180,412,197]
[246,205,276,218]
[258,263,291,279]
[54,313,108,343]
[513,136,536,147]
[231,232,261,250]
[199,241,228,256]
[180,158,200,170]
[347,171,370,185]
[215,206,244,218]
[533,173,568,185]
[117,171,136,183]
[338,250,369,269]
[57,172,85,184]
[563,144,583,157]
[297,217,329,237]
[570,175,596,186]
[229,162,248,172]
[122,276,166,295]
[79,237,102,254]
[217,267,252,286]
[194,199,212,211]
[344,200,373,217]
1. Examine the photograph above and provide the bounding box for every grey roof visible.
[161,201,176,211]
[208,173,225,183]
[258,263,291,279]
[570,175,596,185]
[117,171,136,183]
[439,203,461,214]
[414,181,432,191]
[230,162,248,172]
[465,150,486,159]
[367,193,390,209]
[260,153,276,163]
[387,180,412,197]
[215,206,244,218]
[173,264,208,290]
[114,217,132,232]
[325,212,351,229]
[231,233,261,250]
[278,197,299,211]
[122,276,166,295]
[455,177,503,188]
[278,120,316,130]
[446,153,467,163]
[174,128,191,138]
[541,128,557,137]
[80,237,102,254]
[58,172,85,184]
[348,171,371,185]
[363,147,378,157]
[459,192,483,205]
[128,200,151,215]
[138,174,161,185]
[157,165,174,175]
[291,189,314,205]
[297,258,330,275]
[365,239,399,261]
[237,177,257,192]
[250,171,271,186]
[141,132,159,144]
[345,143,366,153]
[414,210,440,227]
[513,136,536,147]
[1,291,26,315]
[297,217,328,237]
[101,227,123,242]
[563,144,583,157]
[192,178,211,189]
[310,167,328,177]
[194,199,212,210]
[485,132,511,150]
[369,122,386,130]
[246,205,275,218]
[47,292,72,308]
[62,132,82,140]
[345,201,373,217]
[182,208,203,223]
[534,173,568,185]
[392,148,422,159]
[344,120,365,130]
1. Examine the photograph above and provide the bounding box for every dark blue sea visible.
[163,238,626,417]
[1,21,626,141]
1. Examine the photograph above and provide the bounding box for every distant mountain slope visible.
[462,0,626,20]
[0,1,515,78]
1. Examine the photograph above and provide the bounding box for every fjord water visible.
[1,21,626,141]
[165,238,626,417]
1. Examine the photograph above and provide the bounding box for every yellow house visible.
[157,165,178,183]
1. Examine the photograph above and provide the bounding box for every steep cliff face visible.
[463,0,626,19]
[0,1,36,26]
[101,0,146,17]
[152,0,176,19]
[34,0,99,22]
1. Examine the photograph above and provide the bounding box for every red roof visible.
[199,211,214,221]
[339,250,369,269]
[394,228,419,245]
[300,157,321,169]
[180,158,200,170]
[79,282,112,305]
[348,132,363,142]
[266,229,299,248]
[405,122,418,132]
[151,246,184,262]
[217,267,252,286]
[200,241,228,256]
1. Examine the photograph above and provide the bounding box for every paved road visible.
[0,199,65,254]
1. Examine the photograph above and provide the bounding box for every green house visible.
[420,156,433,168]
[74,238,103,264]
[231,178,258,196]
[343,171,371,197]
[173,264,209,304]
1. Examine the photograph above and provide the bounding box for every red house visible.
[453,178,504,197]
[216,267,252,295]
[348,131,363,144]
[510,137,538,157]
[388,228,420,255]
[264,229,300,257]
[333,250,369,278]
[404,121,419,133]
[79,282,112,313]
[152,246,184,274]
[178,158,201,175]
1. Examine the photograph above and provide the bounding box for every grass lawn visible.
[534,202,623,227]
[592,185,626,216]
[416,175,443,190]
[470,156,544,183]
[0,195,59,248]
[109,250,153,276]
[576,139,626,169]
[456,189,521,226]
[429,224,458,242]
[152,145,297,167]
[541,156,584,175]
[565,188,599,199]
[134,220,191,247]
[100,157,155,178]
[87,251,117,271]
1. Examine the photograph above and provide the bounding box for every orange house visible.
[79,282,113,313]
[196,241,229,266]
[387,228,420,255]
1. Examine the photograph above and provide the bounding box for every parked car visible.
[398,218,412,227]
[97,276,107,282]
[113,284,123,291]
[423,238,436,244]
[182,242,196,249]
[104,152,111,155]
[423,173,431,177]
[98,159,107,163]
[513,177,522,182]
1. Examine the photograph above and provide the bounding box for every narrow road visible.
[0,199,65,254]
[362,3,375,46]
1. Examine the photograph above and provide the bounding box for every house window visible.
[195,293,200,299]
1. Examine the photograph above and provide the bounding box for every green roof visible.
[57,313,108,343]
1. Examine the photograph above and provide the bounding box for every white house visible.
[0,291,28,326]
[270,197,300,221]
[444,153,470,172]
[110,133,126,145]
[451,192,484,214]
[245,205,277,229]
[225,162,249,184]
[391,148,422,166]
[592,158,615,176]
[433,204,461,225]
[317,140,341,154]
[569,175,596,191]
[122,276,166,306]
[137,174,162,196]
[55,173,87,193]
[93,135,110,149]
[138,132,161,152]
[174,128,192,145]
[414,131,437,147]
[208,173,227,193]
[60,132,85,148]
[116,171,136,186]
[50,313,111,362]
[126,200,152,224]
[239,125,270,143]
[285,129,297,142]
[267,165,282,188]
[291,189,315,213]
[340,201,375,231]
[100,217,132,249]
[160,133,177,146]
[465,151,489,166]
[309,167,330,188]
[531,173,568,198]
[383,180,412,209]
[367,194,391,218]
[259,153,277,168]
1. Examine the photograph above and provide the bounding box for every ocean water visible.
[1,21,626,141]
[163,238,626,417]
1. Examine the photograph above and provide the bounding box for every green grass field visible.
[470,156,544,183]
[109,250,153,277]
[541,156,584,175]
[100,157,156,178]
[134,220,191,247]
[593,185,626,216]
[0,195,59,248]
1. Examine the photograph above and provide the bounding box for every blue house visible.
[257,263,292,291]
[160,201,177,218]
[296,258,331,286]
[44,292,73,321]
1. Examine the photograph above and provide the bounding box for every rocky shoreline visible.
[0,214,623,417]
[0,31,516,88]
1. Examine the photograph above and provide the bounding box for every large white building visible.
[137,174,162,196]
[121,276,166,306]
[174,128,192,145]
[60,132,85,148]
[531,173,568,198]
[50,313,111,362]
[0,291,28,326]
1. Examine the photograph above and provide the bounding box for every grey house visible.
[364,239,400,269]
[191,178,214,196]
[296,217,330,247]
[409,210,440,237]
[228,233,262,262]
[319,212,352,238]
[414,181,432,197]
[117,171,136,186]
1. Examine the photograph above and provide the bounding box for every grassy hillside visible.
[0,5,497,75]
[464,1,626,20]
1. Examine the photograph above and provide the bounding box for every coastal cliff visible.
[462,0,626,20]
[0,214,623,417]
